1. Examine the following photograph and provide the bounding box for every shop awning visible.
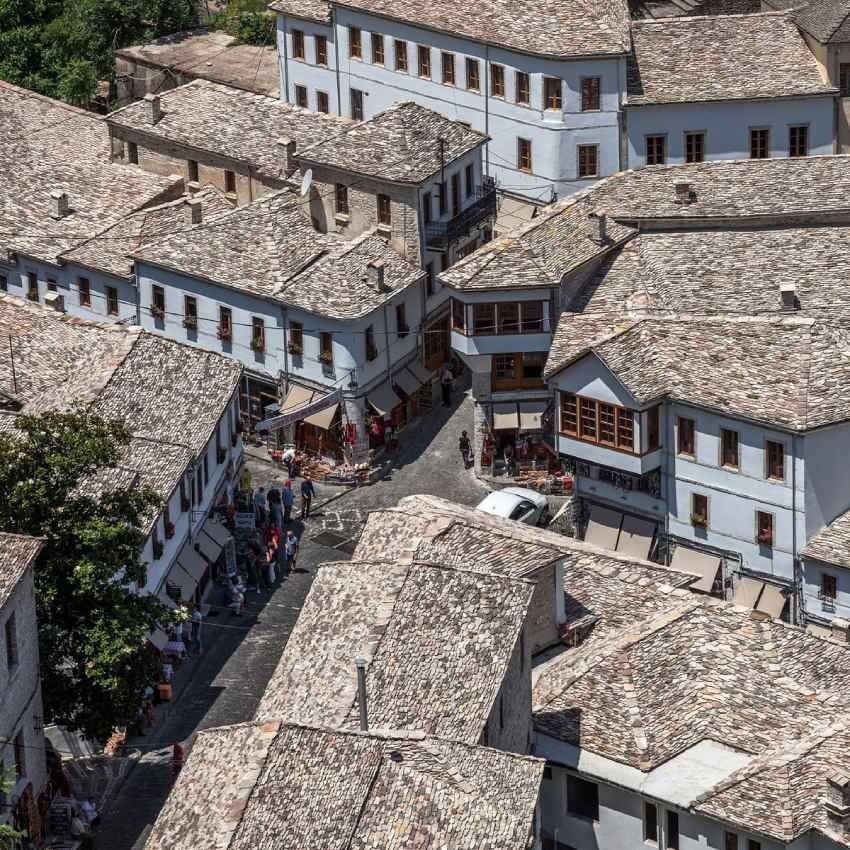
[755,583,787,619]
[195,531,222,565]
[393,368,421,397]
[616,514,657,561]
[176,542,207,583]
[584,505,623,552]
[519,401,548,431]
[282,384,315,412]
[669,547,721,593]
[732,577,764,608]
[304,402,339,430]
[161,561,196,604]
[368,383,402,415]
[492,403,519,430]
[408,361,434,384]
[202,519,232,548]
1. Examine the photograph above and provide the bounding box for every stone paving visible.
[96,385,486,850]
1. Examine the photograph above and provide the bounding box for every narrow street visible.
[97,386,487,850]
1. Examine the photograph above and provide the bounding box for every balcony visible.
[425,179,497,251]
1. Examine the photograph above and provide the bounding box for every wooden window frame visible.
[218,306,232,340]
[187,159,199,182]
[441,51,455,85]
[646,134,666,166]
[766,439,785,481]
[335,183,349,215]
[320,331,333,364]
[377,193,391,226]
[450,172,461,216]
[294,84,308,109]
[559,392,637,454]
[691,493,709,528]
[750,127,769,160]
[224,169,237,194]
[841,62,850,97]
[394,40,408,72]
[127,141,139,164]
[292,29,305,59]
[580,76,601,111]
[490,352,545,391]
[106,286,119,316]
[685,131,705,163]
[438,180,447,215]
[365,325,378,361]
[789,124,809,158]
[27,272,38,301]
[644,802,659,844]
[515,71,530,105]
[183,294,198,329]
[822,573,837,601]
[151,284,165,318]
[464,163,474,197]
[350,88,364,121]
[646,405,660,452]
[418,45,431,78]
[451,298,466,333]
[720,427,739,470]
[289,320,304,352]
[251,316,265,352]
[5,613,17,670]
[490,63,505,97]
[396,303,408,338]
[316,90,329,113]
[315,34,328,66]
[756,510,774,547]
[517,137,532,172]
[577,144,599,179]
[677,416,695,456]
[466,58,480,92]
[371,32,385,65]
[349,26,362,59]
[543,76,562,110]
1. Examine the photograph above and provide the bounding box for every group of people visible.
[252,475,315,526]
[63,796,100,848]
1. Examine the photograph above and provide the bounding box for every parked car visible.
[475,487,549,526]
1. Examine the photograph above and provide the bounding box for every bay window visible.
[491,352,545,390]
[470,301,547,334]
[560,392,636,453]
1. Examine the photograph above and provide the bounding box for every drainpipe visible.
[355,656,369,731]
[129,271,140,325]
[792,433,800,624]
[281,16,291,104]
[484,46,490,177]
[382,300,392,382]
[281,306,290,396]
[332,7,342,117]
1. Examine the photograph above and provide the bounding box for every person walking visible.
[282,528,299,573]
[459,430,472,468]
[253,487,267,525]
[282,445,296,478]
[300,475,315,519]
[282,480,294,524]
[191,607,203,653]
[268,484,283,529]
[440,362,453,407]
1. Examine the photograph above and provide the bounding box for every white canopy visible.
[519,401,547,431]
[304,402,339,430]
[669,547,721,593]
[616,514,657,561]
[492,403,519,430]
[368,383,402,415]
[584,505,623,552]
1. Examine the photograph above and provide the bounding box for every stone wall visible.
[525,562,560,654]
[482,627,533,755]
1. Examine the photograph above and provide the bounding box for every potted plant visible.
[690,512,707,528]
[251,335,265,353]
[319,350,334,365]
[757,529,773,546]
[366,344,378,362]
[150,304,165,320]
[288,341,303,355]
[217,326,232,341]
[183,316,198,330]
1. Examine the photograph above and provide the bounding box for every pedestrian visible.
[459,430,472,468]
[268,484,283,529]
[283,528,299,572]
[282,480,294,524]
[266,546,277,587]
[253,487,267,525]
[191,607,203,653]
[282,445,296,478]
[440,362,453,406]
[503,441,515,475]
[300,474,315,519]
[80,797,100,829]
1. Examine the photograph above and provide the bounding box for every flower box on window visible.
[217,326,232,341]
[319,350,334,364]
[251,336,265,352]
[153,539,164,559]
[183,316,198,330]
[366,344,378,362]
[287,341,303,355]
[164,521,175,539]
[757,531,773,546]
[150,305,165,320]
[690,513,707,528]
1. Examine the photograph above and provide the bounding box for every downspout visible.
[792,433,800,624]
[281,15,291,104]
[281,305,289,396]
[663,400,671,566]
[129,270,140,325]
[382,300,392,382]
[484,46,490,177]
[332,6,343,117]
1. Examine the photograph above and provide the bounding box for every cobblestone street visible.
[97,386,487,850]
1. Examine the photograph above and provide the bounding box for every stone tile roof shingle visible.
[268,0,332,22]
[0,534,42,611]
[766,0,850,42]
[107,80,349,181]
[146,722,544,850]
[803,507,850,569]
[0,81,181,265]
[297,101,486,184]
[627,13,835,105]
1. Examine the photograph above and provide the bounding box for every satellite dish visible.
[300,168,313,197]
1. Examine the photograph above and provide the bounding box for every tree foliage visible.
[0,771,22,850]
[0,0,197,105]
[0,411,175,742]
[210,0,274,45]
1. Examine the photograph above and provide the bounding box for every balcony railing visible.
[425,178,497,250]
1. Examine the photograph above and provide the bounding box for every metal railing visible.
[425,179,497,250]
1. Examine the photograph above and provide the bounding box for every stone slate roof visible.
[765,0,850,42]
[107,80,349,182]
[268,0,332,22]
[534,597,850,845]
[0,534,43,611]
[546,313,850,431]
[62,187,234,278]
[626,13,835,105]
[256,559,533,742]
[273,0,630,57]
[0,81,181,265]
[297,101,486,184]
[803,507,850,569]
[145,721,544,850]
[135,191,421,319]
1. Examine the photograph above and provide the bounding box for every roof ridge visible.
[633,8,792,24]
[619,652,652,770]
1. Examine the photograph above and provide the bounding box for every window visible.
[295,85,308,108]
[438,180,447,215]
[349,26,362,59]
[350,88,364,120]
[522,300,543,332]
[395,40,408,72]
[371,32,384,64]
[580,398,597,441]
[498,302,519,334]
[106,286,119,316]
[473,303,496,334]
[46,278,57,292]
[691,493,709,528]
[667,811,680,850]
[27,272,38,301]
[466,58,480,91]
[789,125,808,157]
[292,29,305,59]
[617,408,633,450]
[577,144,598,178]
[646,406,660,451]
[320,331,333,364]
[315,34,328,65]
[465,163,474,197]
[289,320,303,352]
[685,132,704,163]
[560,393,635,451]
[442,52,455,85]
[566,775,599,821]
[418,45,431,78]
[543,76,562,110]
[646,135,666,165]
[517,137,532,172]
[377,193,391,226]
[492,353,516,386]
[184,295,197,328]
[251,316,265,352]
[721,428,739,469]
[581,76,601,111]
[452,298,465,331]
[561,393,578,436]
[515,71,530,105]
[644,803,658,844]
[451,172,461,216]
[677,417,695,456]
[822,573,837,601]
[766,440,784,480]
[187,159,199,182]
[490,63,505,97]
[365,325,377,361]
[317,90,329,113]
[335,183,349,215]
[5,613,17,670]
[218,306,232,340]
[151,284,165,318]
[225,170,236,194]
[425,262,435,296]
[13,731,25,779]
[396,303,408,337]
[0,274,6,291]
[127,141,138,164]
[748,842,761,850]
[724,835,738,850]
[78,277,91,307]
[422,191,432,224]
[599,403,616,446]
[841,63,850,97]
[750,128,769,159]
[757,511,774,547]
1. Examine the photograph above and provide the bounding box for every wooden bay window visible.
[559,392,636,453]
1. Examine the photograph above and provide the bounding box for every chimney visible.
[355,656,369,732]
[366,259,386,291]
[825,772,850,837]
[587,212,607,244]
[674,182,692,204]
[186,198,203,227]
[277,136,297,177]
[50,190,69,219]
[780,281,798,311]
[831,616,850,644]
[144,93,162,125]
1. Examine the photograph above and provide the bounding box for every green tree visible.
[57,58,97,106]
[0,411,175,742]
[0,771,22,850]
